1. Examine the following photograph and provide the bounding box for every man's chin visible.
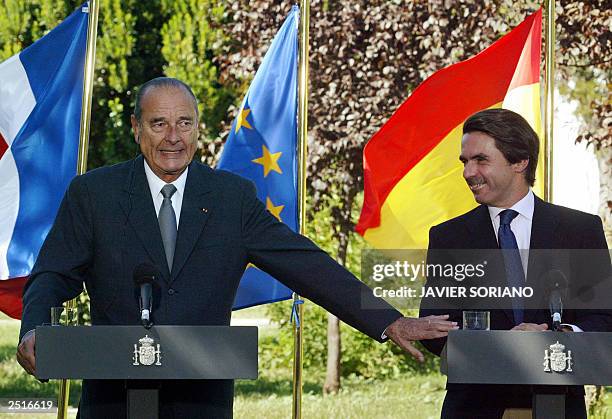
[161,166,186,176]
[472,193,489,206]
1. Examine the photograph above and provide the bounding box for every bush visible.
[260,301,439,381]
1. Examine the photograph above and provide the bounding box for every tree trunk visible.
[323,192,355,394]
[596,146,612,246]
[323,313,341,394]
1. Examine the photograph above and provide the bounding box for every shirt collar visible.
[488,189,534,222]
[143,159,188,198]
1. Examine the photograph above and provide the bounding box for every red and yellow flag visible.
[356,9,543,249]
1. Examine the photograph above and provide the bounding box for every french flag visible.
[0,5,88,318]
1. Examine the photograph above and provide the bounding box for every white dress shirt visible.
[143,159,188,226]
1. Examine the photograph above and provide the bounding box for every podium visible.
[444,330,612,418]
[35,325,258,418]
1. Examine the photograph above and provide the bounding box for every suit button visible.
[167,288,175,295]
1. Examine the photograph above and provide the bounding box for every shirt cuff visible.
[560,323,583,332]
[20,329,36,343]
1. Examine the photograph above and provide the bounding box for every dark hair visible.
[463,108,539,186]
[133,77,199,122]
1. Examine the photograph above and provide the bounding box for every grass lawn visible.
[2,312,611,418]
[234,374,446,418]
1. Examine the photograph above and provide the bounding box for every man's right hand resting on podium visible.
[16,329,36,375]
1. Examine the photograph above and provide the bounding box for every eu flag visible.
[218,6,299,309]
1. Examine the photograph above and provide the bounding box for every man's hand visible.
[16,330,36,375]
[511,323,548,332]
[386,315,458,362]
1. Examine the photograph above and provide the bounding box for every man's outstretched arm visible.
[239,179,457,359]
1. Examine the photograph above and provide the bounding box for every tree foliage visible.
[161,0,235,166]
[557,0,610,150]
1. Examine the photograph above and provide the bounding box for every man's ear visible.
[512,159,529,173]
[130,115,140,144]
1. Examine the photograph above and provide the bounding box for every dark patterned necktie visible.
[498,209,524,325]
[159,184,177,270]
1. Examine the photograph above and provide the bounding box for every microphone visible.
[542,269,568,331]
[133,263,157,328]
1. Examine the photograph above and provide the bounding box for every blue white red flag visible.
[218,6,299,309]
[0,5,88,318]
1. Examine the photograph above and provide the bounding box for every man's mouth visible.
[467,180,486,192]
[160,150,183,155]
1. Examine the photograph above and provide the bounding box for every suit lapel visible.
[119,156,170,281]
[170,162,215,283]
[464,205,498,249]
[529,195,558,251]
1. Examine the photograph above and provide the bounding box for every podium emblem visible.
[132,335,162,366]
[543,341,572,373]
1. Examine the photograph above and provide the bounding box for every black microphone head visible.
[133,263,157,285]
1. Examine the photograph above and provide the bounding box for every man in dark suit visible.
[16,77,456,418]
[419,108,611,418]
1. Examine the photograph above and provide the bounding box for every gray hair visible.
[133,77,199,122]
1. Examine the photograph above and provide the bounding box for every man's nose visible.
[463,161,476,179]
[165,125,180,143]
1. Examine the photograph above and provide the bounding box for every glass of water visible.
[462,311,490,330]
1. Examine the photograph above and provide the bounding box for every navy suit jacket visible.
[419,195,611,414]
[21,155,402,418]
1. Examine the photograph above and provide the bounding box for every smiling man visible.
[419,108,611,419]
[16,77,456,418]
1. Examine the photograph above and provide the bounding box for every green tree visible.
[0,1,72,60]
[160,0,236,166]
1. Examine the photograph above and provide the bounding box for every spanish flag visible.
[356,9,543,249]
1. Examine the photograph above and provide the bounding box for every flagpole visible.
[292,0,310,418]
[544,0,555,202]
[76,0,99,176]
[57,1,99,418]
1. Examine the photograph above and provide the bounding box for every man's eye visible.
[178,120,194,132]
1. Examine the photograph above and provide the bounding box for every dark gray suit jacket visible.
[21,155,402,418]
